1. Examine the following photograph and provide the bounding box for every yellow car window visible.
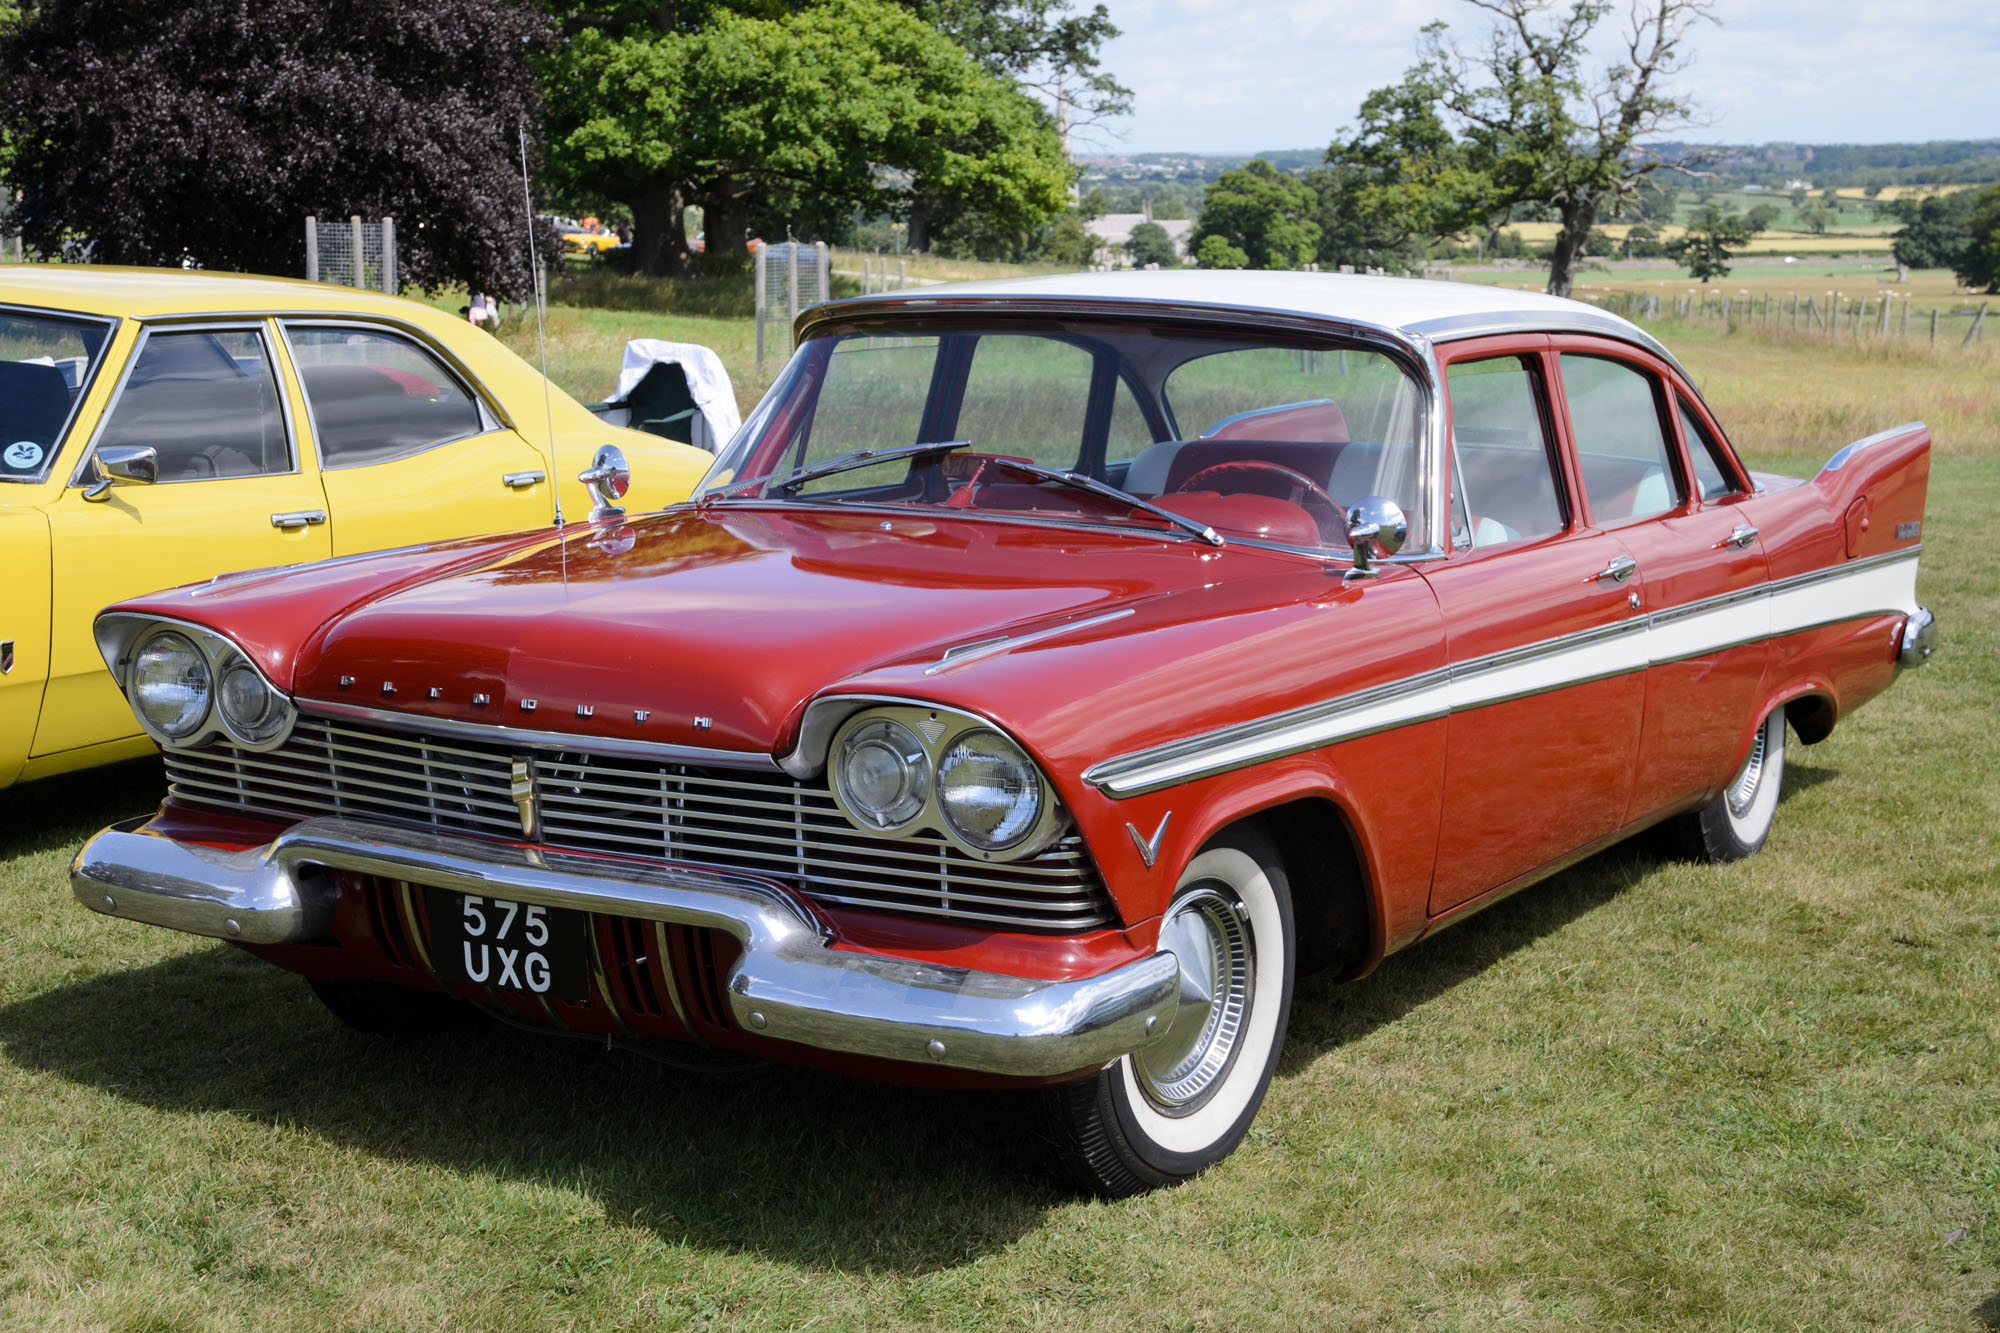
[96,328,292,481]
[288,326,485,468]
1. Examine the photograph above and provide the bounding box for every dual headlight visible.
[112,619,295,751]
[828,706,1062,861]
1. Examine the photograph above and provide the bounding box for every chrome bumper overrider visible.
[71,816,1179,1078]
[1900,606,1937,665]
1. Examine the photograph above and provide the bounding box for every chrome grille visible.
[163,715,1115,932]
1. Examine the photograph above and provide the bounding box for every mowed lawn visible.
[1,301,1996,1331]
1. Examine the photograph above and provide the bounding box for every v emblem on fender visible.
[1126,813,1172,869]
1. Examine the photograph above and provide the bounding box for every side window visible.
[953,335,1097,468]
[1677,395,1740,502]
[95,328,290,482]
[1446,356,1565,546]
[1558,353,1682,523]
[288,327,484,468]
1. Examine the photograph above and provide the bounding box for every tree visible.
[1188,159,1319,271]
[1666,204,1750,281]
[1744,202,1780,233]
[0,0,551,293]
[1194,233,1249,270]
[542,0,1070,275]
[1125,220,1177,268]
[1332,0,1717,298]
[902,0,1129,129]
[1799,200,1835,235]
[1957,184,2000,293]
[1887,189,1977,272]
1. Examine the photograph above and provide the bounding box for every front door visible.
[1423,347,1648,917]
[38,322,332,757]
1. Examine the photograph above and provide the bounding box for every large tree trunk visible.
[631,182,688,278]
[906,197,930,254]
[1545,201,1596,299]
[702,181,752,260]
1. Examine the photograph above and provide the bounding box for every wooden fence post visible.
[1900,299,1910,338]
[1931,308,1940,347]
[1963,301,1989,349]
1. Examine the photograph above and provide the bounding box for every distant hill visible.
[1081,140,2000,190]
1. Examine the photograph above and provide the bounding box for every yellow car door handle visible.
[502,470,546,489]
[270,509,327,530]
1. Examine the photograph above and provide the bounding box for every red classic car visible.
[70,273,1935,1195]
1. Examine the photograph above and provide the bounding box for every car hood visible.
[292,506,1308,755]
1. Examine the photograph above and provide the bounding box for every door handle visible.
[1719,523,1758,549]
[270,509,327,530]
[1594,555,1638,583]
[502,470,547,489]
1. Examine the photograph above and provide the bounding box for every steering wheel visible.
[1176,460,1342,535]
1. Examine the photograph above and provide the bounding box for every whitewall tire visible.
[1670,705,1788,863]
[1035,826,1294,1196]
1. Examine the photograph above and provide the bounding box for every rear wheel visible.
[1665,705,1788,863]
[1035,826,1294,1196]
[307,977,474,1037]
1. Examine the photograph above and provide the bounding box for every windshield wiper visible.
[699,440,970,506]
[986,457,1226,548]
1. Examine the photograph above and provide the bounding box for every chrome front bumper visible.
[71,816,1179,1079]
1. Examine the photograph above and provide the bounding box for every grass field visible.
[3,296,1995,1331]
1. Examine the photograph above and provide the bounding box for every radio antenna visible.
[518,123,566,528]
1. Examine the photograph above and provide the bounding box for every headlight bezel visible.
[825,703,1066,862]
[100,614,297,753]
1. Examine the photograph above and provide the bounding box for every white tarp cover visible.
[612,339,743,452]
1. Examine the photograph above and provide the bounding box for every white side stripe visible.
[1083,548,1920,797]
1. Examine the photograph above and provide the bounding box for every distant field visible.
[1501,220,1896,254]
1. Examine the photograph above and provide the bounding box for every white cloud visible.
[1096,1,2000,153]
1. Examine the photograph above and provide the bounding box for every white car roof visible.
[813,270,1682,374]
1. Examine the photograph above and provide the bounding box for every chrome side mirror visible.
[81,445,159,502]
[1343,495,1407,581]
[578,444,631,521]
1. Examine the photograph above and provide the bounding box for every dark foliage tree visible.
[0,0,552,294]
[1332,0,1716,298]
[1124,220,1177,268]
[1957,184,2000,293]
[1666,204,1750,280]
[1888,189,1977,273]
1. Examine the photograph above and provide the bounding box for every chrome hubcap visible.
[1727,719,1771,818]
[1135,885,1252,1112]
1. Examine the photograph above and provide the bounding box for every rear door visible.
[1548,344,1772,823]
[281,322,557,553]
[38,320,333,756]
[1421,340,1648,917]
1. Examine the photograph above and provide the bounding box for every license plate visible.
[427,888,589,1002]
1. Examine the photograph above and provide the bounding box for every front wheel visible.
[1664,705,1788,863]
[1034,826,1295,1196]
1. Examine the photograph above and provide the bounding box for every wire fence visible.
[754,240,830,367]
[1583,287,1991,349]
[305,215,398,294]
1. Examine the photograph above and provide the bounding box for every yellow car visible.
[562,230,621,256]
[0,266,713,789]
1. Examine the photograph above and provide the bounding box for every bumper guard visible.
[71,815,1179,1079]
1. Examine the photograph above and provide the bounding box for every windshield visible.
[1,306,118,483]
[700,319,1426,550]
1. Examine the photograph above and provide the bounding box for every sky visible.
[1090,1,2000,156]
